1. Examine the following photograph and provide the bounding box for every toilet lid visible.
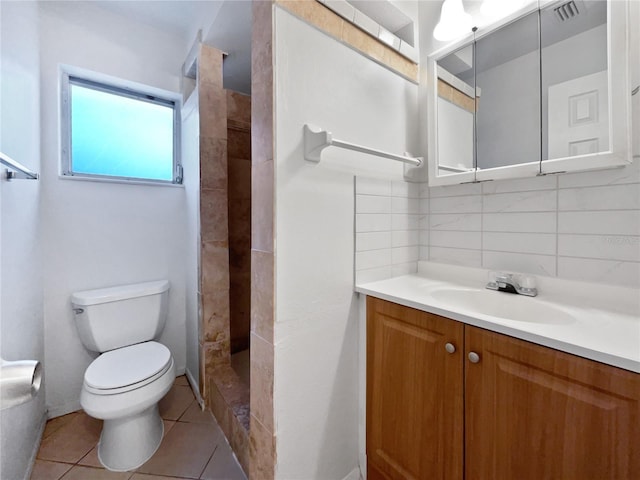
[85,341,171,390]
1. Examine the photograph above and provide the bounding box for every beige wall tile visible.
[199,44,224,88]
[204,339,230,370]
[200,137,227,190]
[199,86,228,140]
[250,333,274,432]
[201,189,229,243]
[278,0,344,39]
[341,21,385,63]
[249,414,275,480]
[251,250,274,343]
[228,130,252,161]
[251,160,274,253]
[227,90,252,128]
[202,286,230,343]
[383,47,419,81]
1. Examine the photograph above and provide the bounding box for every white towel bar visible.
[304,124,422,167]
[0,152,39,180]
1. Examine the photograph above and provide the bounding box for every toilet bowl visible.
[81,341,175,471]
[72,280,175,471]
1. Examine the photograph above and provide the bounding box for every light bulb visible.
[433,0,473,41]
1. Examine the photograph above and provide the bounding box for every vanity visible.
[356,263,640,480]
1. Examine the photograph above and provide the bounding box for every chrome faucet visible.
[486,272,538,297]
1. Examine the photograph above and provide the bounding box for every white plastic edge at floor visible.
[355,261,640,373]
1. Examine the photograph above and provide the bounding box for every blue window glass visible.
[65,76,179,184]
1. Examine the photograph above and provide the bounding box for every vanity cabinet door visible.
[464,326,640,480]
[366,297,464,480]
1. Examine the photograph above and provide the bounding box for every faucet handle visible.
[519,275,536,289]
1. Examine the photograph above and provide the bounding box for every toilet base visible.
[97,404,164,472]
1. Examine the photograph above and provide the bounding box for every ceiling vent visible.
[554,1,581,22]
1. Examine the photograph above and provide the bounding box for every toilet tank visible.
[71,280,170,353]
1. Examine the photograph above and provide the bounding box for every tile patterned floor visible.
[31,376,247,480]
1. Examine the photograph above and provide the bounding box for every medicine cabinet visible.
[426,0,632,186]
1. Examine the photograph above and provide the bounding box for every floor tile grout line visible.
[198,444,220,480]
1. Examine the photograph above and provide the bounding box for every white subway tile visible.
[430,183,482,198]
[391,181,420,198]
[356,249,391,270]
[356,231,391,251]
[392,246,419,264]
[392,214,422,231]
[430,195,482,214]
[355,266,393,284]
[392,197,420,214]
[557,257,640,288]
[559,159,640,188]
[558,211,640,236]
[355,194,391,214]
[482,251,557,277]
[392,262,418,277]
[419,230,429,246]
[483,212,556,233]
[419,246,429,260]
[355,177,391,196]
[558,234,640,262]
[355,213,391,232]
[392,230,419,248]
[430,231,481,250]
[430,213,481,231]
[419,183,430,199]
[430,247,482,267]
[353,10,379,37]
[558,184,640,211]
[482,175,556,194]
[420,198,429,214]
[483,232,556,255]
[482,190,557,213]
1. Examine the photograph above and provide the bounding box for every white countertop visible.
[355,262,640,373]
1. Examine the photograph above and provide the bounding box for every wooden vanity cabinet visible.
[465,325,640,480]
[367,297,640,480]
[366,296,464,480]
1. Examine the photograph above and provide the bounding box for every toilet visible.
[71,280,176,472]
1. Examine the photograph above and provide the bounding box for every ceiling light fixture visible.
[433,0,473,41]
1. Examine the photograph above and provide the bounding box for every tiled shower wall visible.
[356,159,640,288]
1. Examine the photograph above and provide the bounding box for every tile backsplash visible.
[354,177,422,284]
[355,159,640,288]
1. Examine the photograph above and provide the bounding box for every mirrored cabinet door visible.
[475,11,541,180]
[542,0,608,162]
[435,44,476,180]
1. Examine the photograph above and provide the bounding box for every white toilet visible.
[71,280,176,472]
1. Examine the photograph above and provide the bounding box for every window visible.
[61,70,181,184]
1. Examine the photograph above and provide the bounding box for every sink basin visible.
[430,288,576,325]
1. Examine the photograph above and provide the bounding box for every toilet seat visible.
[84,341,172,395]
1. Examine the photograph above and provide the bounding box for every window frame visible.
[60,66,183,186]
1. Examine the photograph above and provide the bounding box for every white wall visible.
[0,2,46,478]
[274,7,418,478]
[39,1,190,417]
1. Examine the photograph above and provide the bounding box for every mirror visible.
[541,0,608,161]
[427,0,631,186]
[436,44,475,177]
[475,11,540,171]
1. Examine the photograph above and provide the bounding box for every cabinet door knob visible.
[468,352,481,363]
[445,342,456,354]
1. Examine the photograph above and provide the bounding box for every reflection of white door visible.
[548,70,609,159]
